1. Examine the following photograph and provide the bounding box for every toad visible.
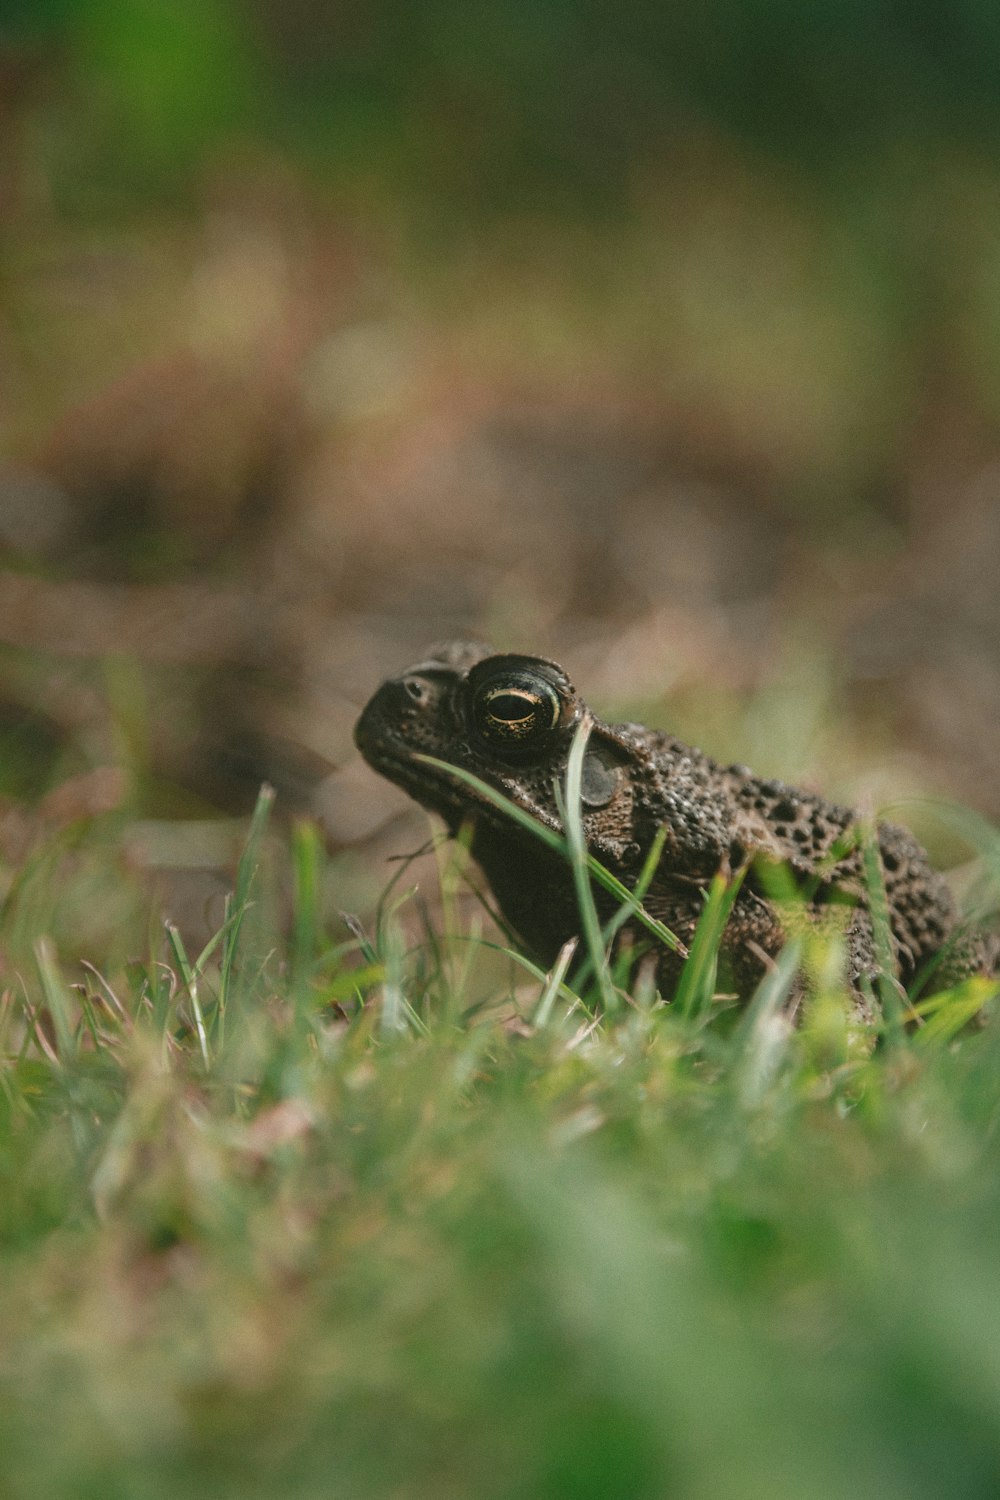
[355,641,996,1013]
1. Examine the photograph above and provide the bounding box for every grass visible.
[1,781,1000,1500]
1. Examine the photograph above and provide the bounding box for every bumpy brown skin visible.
[355,641,996,1015]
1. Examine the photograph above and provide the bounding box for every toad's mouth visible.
[359,743,485,831]
[357,739,560,843]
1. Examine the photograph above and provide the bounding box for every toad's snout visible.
[353,672,449,766]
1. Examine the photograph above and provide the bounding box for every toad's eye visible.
[472,676,561,751]
[484,690,543,729]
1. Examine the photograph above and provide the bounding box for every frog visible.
[355,641,997,1015]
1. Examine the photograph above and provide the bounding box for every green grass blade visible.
[533,939,579,1027]
[218,783,276,1016]
[166,921,210,1068]
[291,816,323,986]
[33,938,76,1061]
[859,821,907,1040]
[234,783,276,913]
[911,976,1000,1048]
[559,716,617,1011]
[340,911,380,966]
[377,915,409,1036]
[732,938,802,1110]
[674,862,747,1020]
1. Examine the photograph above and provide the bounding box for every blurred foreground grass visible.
[2,788,1000,1499]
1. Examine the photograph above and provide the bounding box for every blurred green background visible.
[2,0,1000,952]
